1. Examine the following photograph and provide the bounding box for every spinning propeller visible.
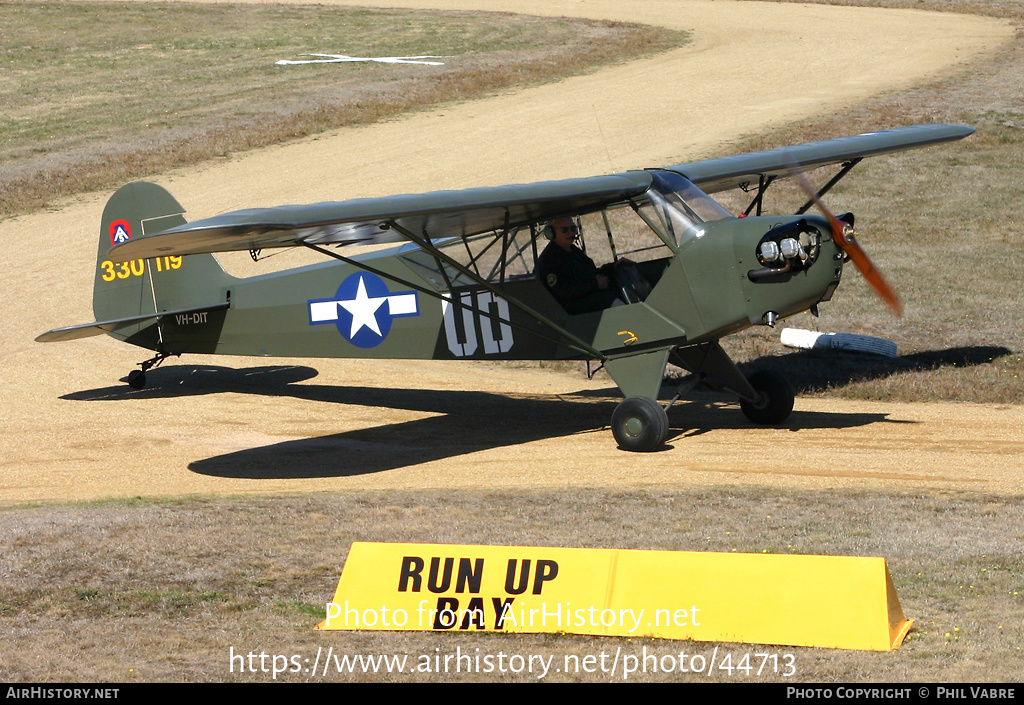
[789,165,903,317]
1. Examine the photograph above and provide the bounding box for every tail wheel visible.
[740,370,794,425]
[127,370,147,390]
[611,396,669,452]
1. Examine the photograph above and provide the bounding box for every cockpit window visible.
[645,171,732,248]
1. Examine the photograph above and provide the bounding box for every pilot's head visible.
[548,218,578,250]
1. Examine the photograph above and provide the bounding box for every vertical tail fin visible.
[94,182,234,347]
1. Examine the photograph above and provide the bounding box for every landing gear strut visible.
[611,396,669,452]
[127,351,178,390]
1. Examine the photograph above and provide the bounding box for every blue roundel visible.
[307,272,420,349]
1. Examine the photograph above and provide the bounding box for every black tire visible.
[740,370,794,425]
[611,396,669,452]
[127,370,146,390]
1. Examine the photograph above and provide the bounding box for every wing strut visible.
[498,211,510,286]
[795,159,861,215]
[741,174,776,217]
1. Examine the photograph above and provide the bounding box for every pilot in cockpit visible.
[536,217,623,314]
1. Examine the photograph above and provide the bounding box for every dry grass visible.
[0,2,684,215]
[1,489,1020,682]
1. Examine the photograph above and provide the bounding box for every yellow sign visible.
[316,542,912,651]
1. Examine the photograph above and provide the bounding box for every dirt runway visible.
[1,0,1018,504]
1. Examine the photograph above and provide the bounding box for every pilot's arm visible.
[538,246,618,314]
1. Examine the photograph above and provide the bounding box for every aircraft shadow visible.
[60,364,890,477]
[184,396,886,479]
[57,343,1006,477]
[60,365,322,401]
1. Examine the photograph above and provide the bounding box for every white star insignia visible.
[338,276,387,338]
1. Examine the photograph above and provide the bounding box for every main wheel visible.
[740,370,794,424]
[611,396,669,452]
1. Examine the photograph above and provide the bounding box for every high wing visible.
[671,123,974,194]
[108,123,974,262]
[109,173,653,261]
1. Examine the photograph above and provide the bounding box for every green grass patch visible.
[131,589,230,610]
[276,599,329,619]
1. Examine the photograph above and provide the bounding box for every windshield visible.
[645,171,732,248]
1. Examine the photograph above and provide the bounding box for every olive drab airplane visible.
[38,124,973,451]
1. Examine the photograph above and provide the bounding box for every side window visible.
[576,208,674,265]
[400,226,540,289]
[399,203,680,292]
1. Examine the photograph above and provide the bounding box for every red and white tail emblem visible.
[109,220,132,247]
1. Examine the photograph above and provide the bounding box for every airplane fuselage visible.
[116,213,842,367]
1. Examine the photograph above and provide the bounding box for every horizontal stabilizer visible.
[35,303,229,343]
